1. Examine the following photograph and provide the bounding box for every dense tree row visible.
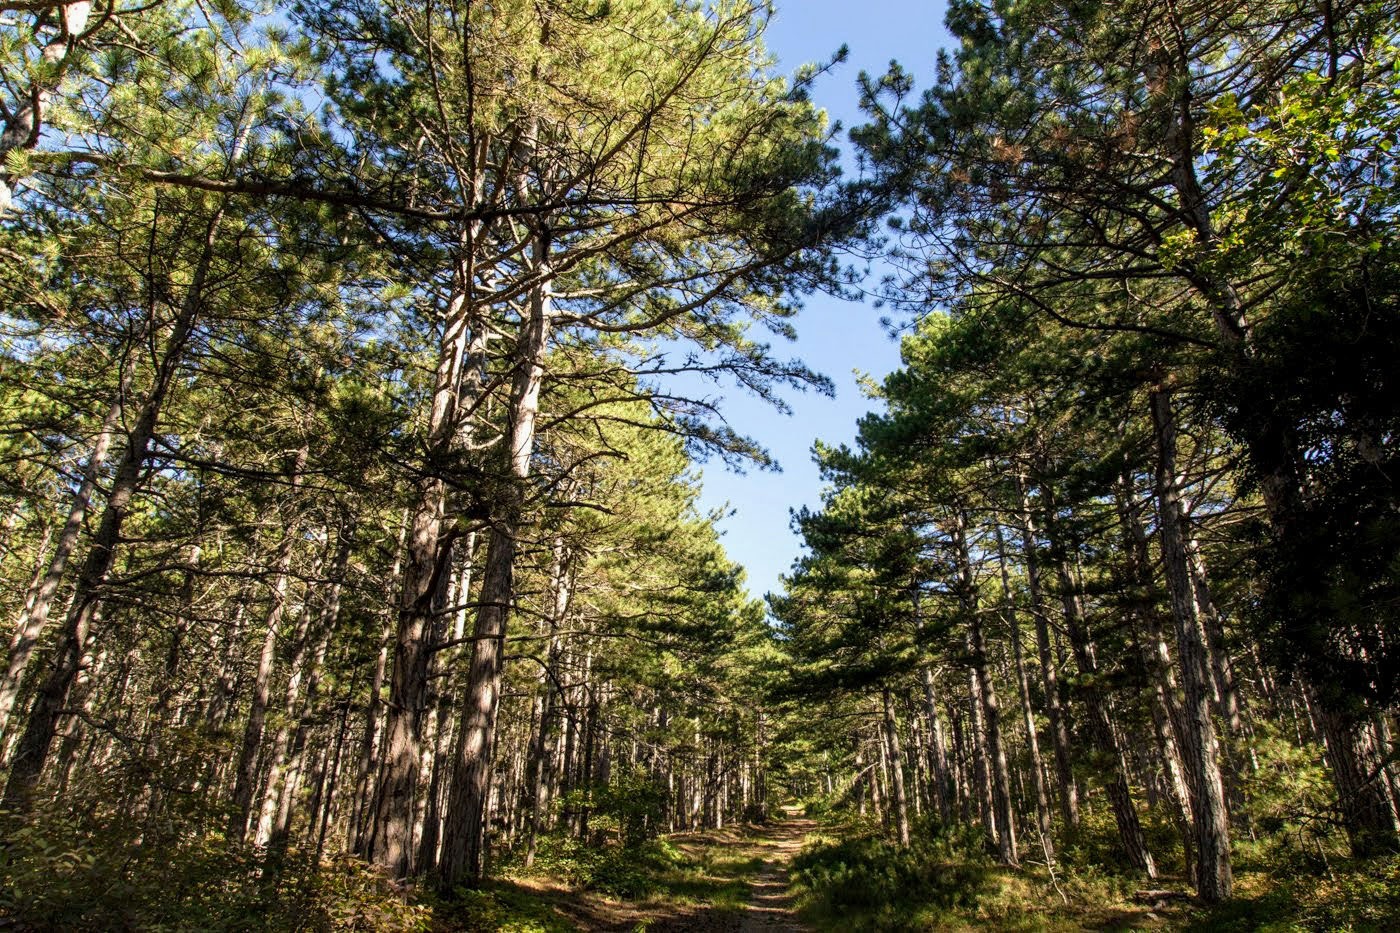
[0,0,854,921]
[776,0,1400,908]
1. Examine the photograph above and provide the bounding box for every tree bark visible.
[439,233,553,890]
[1014,468,1079,829]
[1151,389,1232,901]
[994,520,1055,862]
[881,686,911,846]
[370,263,487,876]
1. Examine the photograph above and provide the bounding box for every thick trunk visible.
[419,540,477,873]
[439,236,553,890]
[371,276,484,877]
[1158,47,1392,857]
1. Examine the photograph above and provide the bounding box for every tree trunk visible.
[994,520,1055,862]
[1151,389,1233,901]
[1115,471,1198,882]
[229,444,309,843]
[439,233,553,890]
[1046,505,1157,878]
[954,507,1018,866]
[352,509,408,855]
[881,686,911,846]
[0,385,128,739]
[3,207,219,809]
[371,270,487,876]
[1014,468,1079,829]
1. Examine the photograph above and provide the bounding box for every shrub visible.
[791,825,994,928]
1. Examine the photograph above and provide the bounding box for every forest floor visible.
[494,816,813,931]
[475,814,1211,931]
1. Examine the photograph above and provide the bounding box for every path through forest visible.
[519,815,814,932]
[724,817,811,932]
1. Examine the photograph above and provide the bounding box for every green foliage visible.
[583,768,670,849]
[791,824,994,929]
[429,887,577,933]
[1185,856,1400,933]
[505,831,689,899]
[0,805,428,932]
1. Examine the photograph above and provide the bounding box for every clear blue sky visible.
[692,1,953,600]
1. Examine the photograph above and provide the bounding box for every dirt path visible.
[731,818,811,932]
[519,816,815,932]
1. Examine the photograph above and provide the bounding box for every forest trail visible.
[517,815,814,932]
[728,817,811,932]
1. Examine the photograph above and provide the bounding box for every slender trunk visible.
[994,521,1054,862]
[524,538,570,866]
[228,444,309,842]
[1151,390,1233,901]
[919,663,953,823]
[352,509,408,854]
[1014,469,1078,828]
[1116,472,1197,880]
[269,519,355,854]
[881,687,911,846]
[0,388,127,738]
[914,588,954,824]
[954,508,1017,866]
[1045,496,1157,878]
[966,663,996,845]
[3,207,219,809]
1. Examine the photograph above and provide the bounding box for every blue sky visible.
[692,1,953,600]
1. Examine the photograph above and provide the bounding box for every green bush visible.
[0,795,427,931]
[791,825,993,928]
